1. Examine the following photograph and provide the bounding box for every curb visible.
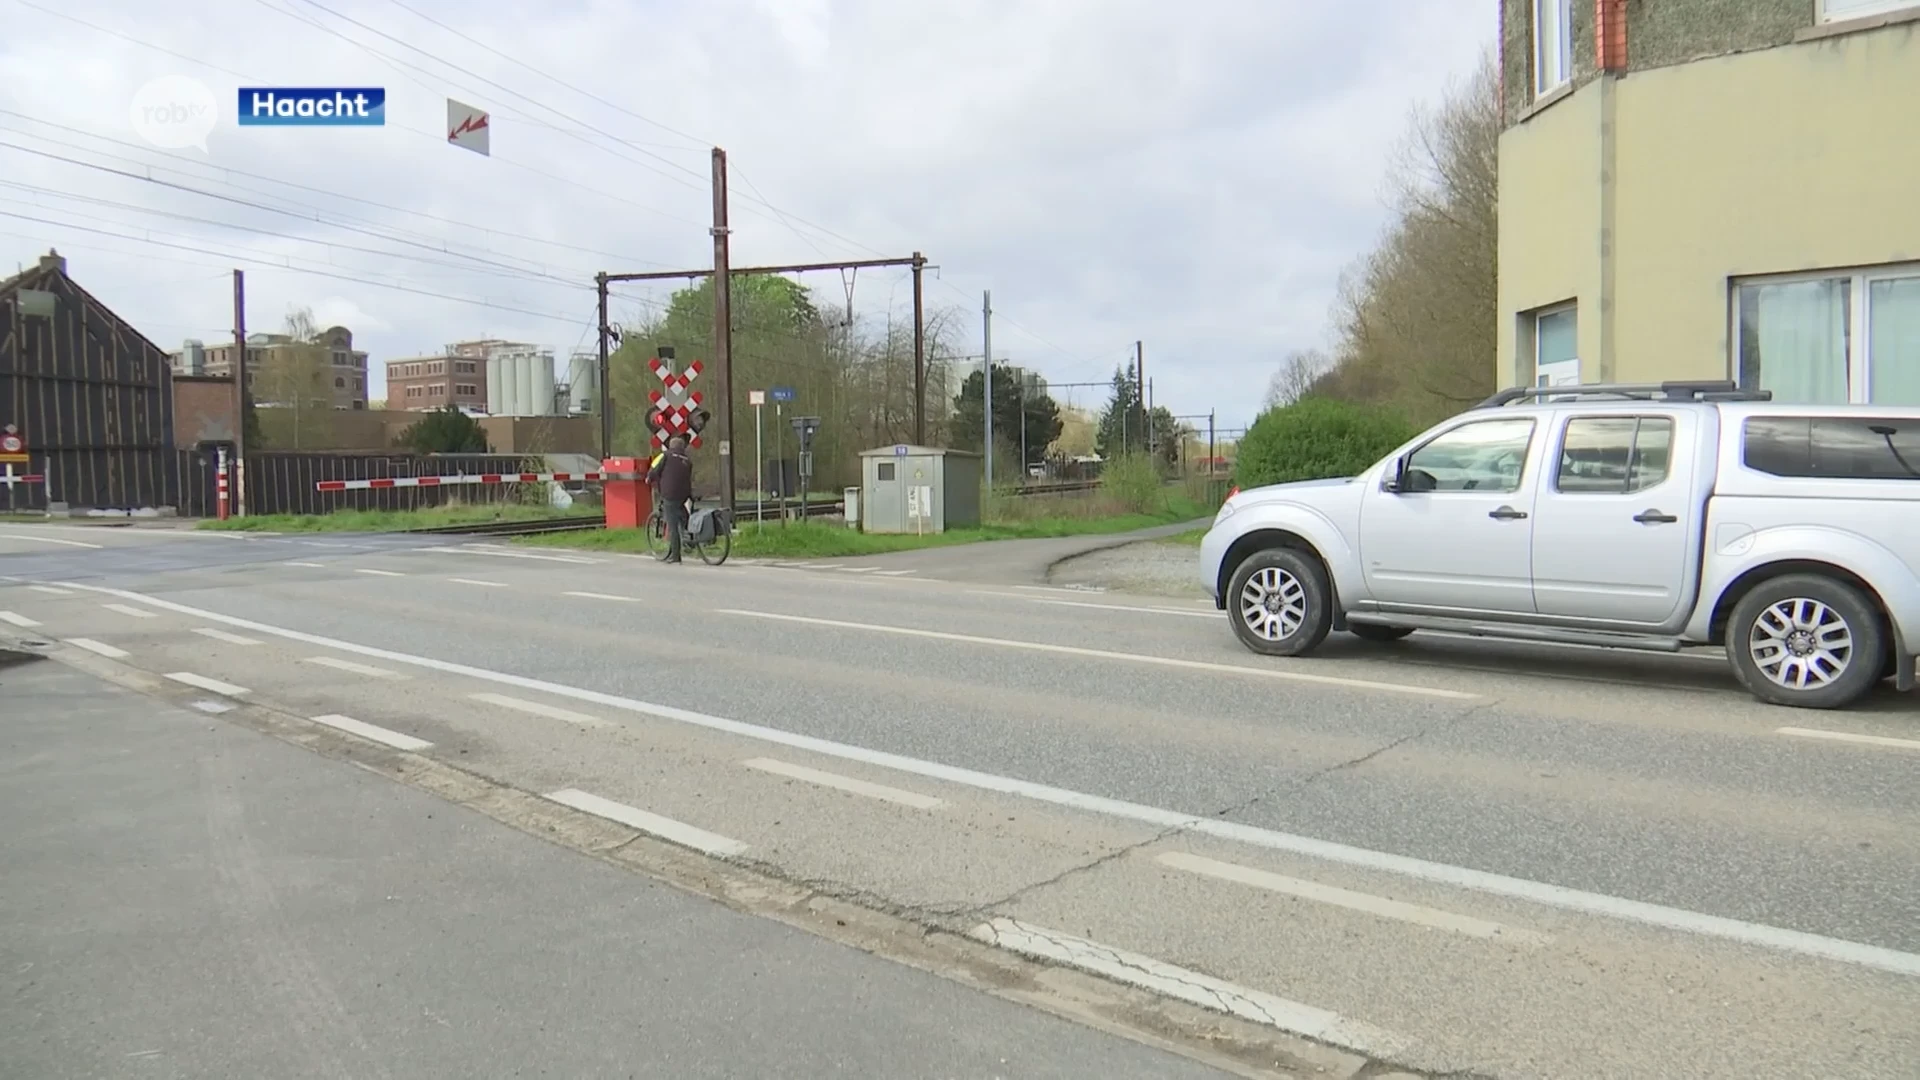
[1041,518,1209,582]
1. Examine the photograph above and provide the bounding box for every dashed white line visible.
[355,568,404,577]
[286,561,326,568]
[975,592,1215,619]
[192,627,261,646]
[563,590,640,603]
[449,578,507,587]
[718,609,1477,700]
[190,700,235,714]
[1777,727,1920,753]
[0,610,39,627]
[1157,852,1551,946]
[65,580,1920,981]
[873,569,917,577]
[27,585,72,596]
[102,603,157,619]
[65,637,128,659]
[970,918,1408,1058]
[165,672,249,696]
[743,757,945,809]
[304,656,404,679]
[420,546,600,564]
[0,532,101,548]
[310,713,432,752]
[835,566,879,574]
[543,788,748,856]
[470,692,611,728]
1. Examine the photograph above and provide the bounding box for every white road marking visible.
[304,656,403,679]
[1013,584,1105,595]
[286,561,326,568]
[64,581,1920,981]
[65,637,128,658]
[165,672,249,696]
[743,757,944,809]
[449,578,507,587]
[470,692,611,728]
[355,568,404,577]
[544,788,748,856]
[302,542,353,548]
[835,566,879,573]
[27,585,72,596]
[975,592,1216,619]
[872,569,917,576]
[1157,852,1551,946]
[0,610,39,627]
[0,532,102,548]
[190,700,235,714]
[563,590,639,603]
[310,713,432,751]
[970,918,1407,1058]
[1777,726,1920,753]
[718,609,1476,701]
[192,627,261,646]
[103,603,157,619]
[419,546,600,564]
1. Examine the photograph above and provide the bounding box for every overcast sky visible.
[0,0,1490,430]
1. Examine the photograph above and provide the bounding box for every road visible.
[3,522,1917,1078]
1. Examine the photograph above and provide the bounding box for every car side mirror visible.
[1381,457,1407,493]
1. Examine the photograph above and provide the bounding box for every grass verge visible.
[1156,527,1207,547]
[519,492,1212,560]
[196,503,571,533]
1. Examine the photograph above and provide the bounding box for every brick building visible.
[172,326,369,410]
[386,352,485,411]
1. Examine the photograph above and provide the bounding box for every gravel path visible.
[1045,538,1207,598]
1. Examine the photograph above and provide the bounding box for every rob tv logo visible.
[237,87,386,126]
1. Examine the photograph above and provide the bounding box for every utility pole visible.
[1147,377,1156,461]
[982,290,993,487]
[231,268,247,517]
[1208,410,1216,475]
[1134,340,1145,455]
[711,148,736,522]
[911,252,926,445]
[595,271,611,457]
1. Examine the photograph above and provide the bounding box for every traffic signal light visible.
[688,409,712,433]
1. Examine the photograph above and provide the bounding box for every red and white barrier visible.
[0,463,44,492]
[314,470,639,492]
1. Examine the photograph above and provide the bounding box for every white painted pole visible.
[754,401,763,527]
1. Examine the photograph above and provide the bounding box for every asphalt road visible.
[3,522,1917,1078]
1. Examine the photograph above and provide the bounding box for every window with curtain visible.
[1819,0,1919,22]
[1534,0,1572,96]
[1734,266,1918,406]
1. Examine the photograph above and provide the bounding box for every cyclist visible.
[647,435,694,563]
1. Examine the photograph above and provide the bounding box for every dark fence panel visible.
[1,264,177,512]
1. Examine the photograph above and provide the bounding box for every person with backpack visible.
[646,435,694,563]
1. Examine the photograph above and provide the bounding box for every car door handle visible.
[1632,509,1677,524]
[1488,506,1528,521]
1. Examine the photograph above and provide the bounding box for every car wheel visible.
[1348,624,1415,643]
[1227,548,1332,657]
[1725,574,1886,709]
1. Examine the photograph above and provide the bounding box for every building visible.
[386,352,485,412]
[444,338,558,416]
[173,326,368,410]
[1,250,182,511]
[1497,0,1920,405]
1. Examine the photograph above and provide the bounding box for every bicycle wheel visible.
[645,507,666,559]
[697,525,730,566]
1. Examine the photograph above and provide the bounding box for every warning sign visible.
[0,425,25,464]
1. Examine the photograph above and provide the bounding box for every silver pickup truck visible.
[1199,382,1920,710]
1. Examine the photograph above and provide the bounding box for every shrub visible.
[1101,452,1162,513]
[1234,398,1417,489]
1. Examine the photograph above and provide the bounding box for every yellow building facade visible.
[1497,0,1920,404]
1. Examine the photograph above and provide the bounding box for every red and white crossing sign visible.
[647,355,706,450]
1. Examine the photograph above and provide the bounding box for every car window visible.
[1402,418,1535,493]
[1744,416,1920,480]
[1556,416,1674,494]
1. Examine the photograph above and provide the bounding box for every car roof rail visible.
[1474,381,1773,408]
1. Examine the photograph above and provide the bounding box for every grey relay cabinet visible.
[858,445,983,534]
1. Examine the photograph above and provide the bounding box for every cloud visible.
[0,0,1490,428]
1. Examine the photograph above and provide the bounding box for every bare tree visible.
[1263,348,1331,411]
[253,305,336,449]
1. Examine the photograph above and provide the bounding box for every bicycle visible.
[645,497,732,566]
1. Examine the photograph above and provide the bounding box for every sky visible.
[0,0,1492,431]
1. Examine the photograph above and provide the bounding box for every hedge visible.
[1234,397,1418,489]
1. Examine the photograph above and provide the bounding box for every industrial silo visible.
[567,351,596,413]
[513,353,534,417]
[485,355,504,414]
[531,352,556,416]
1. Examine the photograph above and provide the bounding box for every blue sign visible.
[237,87,386,126]
[894,445,909,456]
[769,386,796,403]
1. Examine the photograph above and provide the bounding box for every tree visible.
[950,364,1063,472]
[399,405,489,454]
[1312,53,1499,426]
[253,306,336,449]
[1093,366,1147,459]
[1264,349,1331,411]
